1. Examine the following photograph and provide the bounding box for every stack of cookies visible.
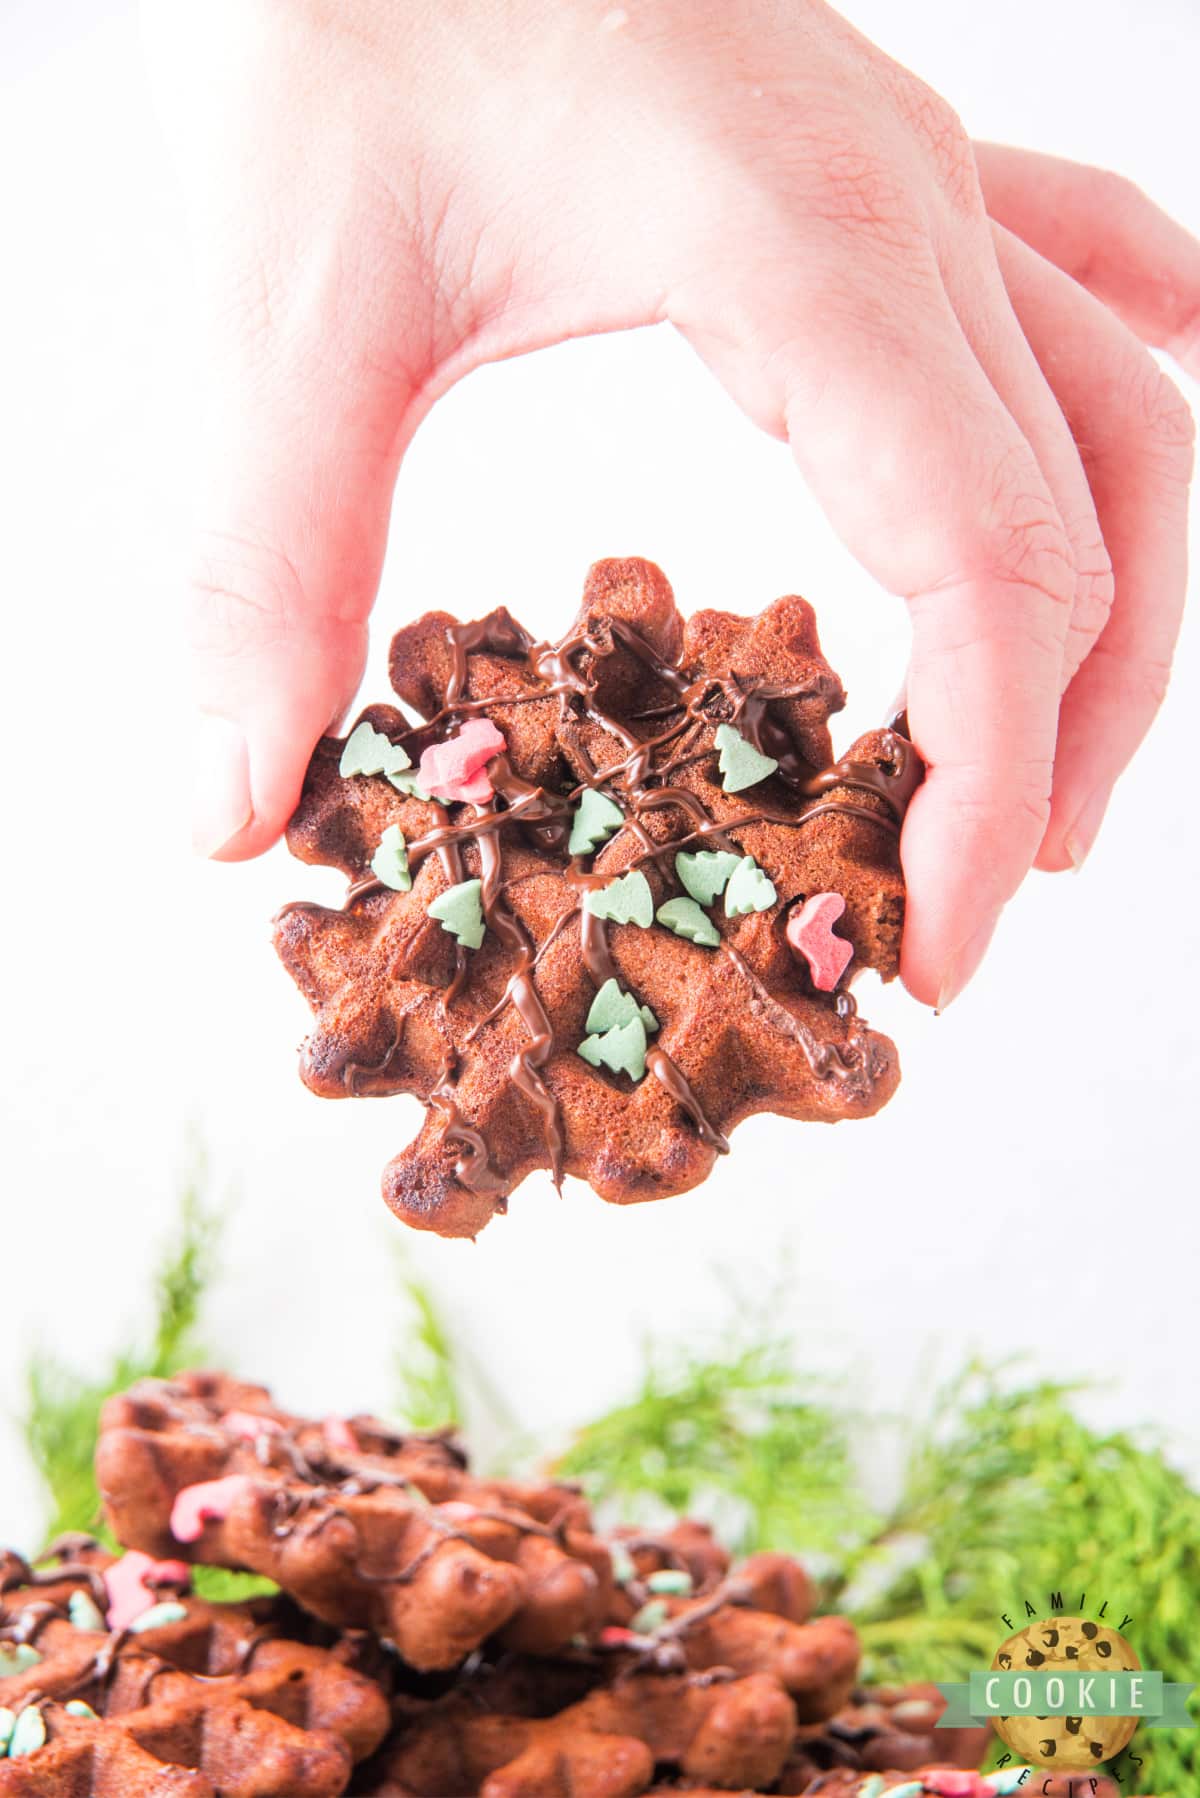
[0,1370,1087,1797]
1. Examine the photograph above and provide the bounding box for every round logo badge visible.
[991,1616,1141,1771]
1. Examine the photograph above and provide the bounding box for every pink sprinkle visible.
[924,1774,987,1797]
[169,1475,256,1544]
[219,1411,282,1443]
[454,766,496,804]
[785,892,854,990]
[322,1416,359,1456]
[599,1626,639,1647]
[437,1500,477,1521]
[418,720,506,805]
[104,1550,191,1632]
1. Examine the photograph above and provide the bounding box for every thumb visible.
[145,2,422,860]
[189,355,411,860]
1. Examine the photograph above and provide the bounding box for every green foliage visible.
[23,1179,218,1542]
[191,1567,280,1604]
[840,1362,1200,1791]
[390,1250,466,1432]
[557,1340,1199,1795]
[17,1216,1199,1795]
[554,1330,875,1566]
[388,1251,518,1470]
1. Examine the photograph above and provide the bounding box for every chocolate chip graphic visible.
[991,1615,1143,1773]
[1096,1640,1112,1658]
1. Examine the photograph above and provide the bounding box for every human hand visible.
[152,0,1197,1007]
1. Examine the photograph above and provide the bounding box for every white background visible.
[2,0,1197,1551]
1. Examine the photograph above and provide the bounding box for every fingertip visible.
[191,710,314,862]
[1031,840,1075,876]
[204,812,288,864]
[190,602,369,864]
[192,713,253,859]
[1036,784,1113,875]
[901,902,1003,1009]
[897,762,1046,1009]
[899,955,939,1012]
[933,907,1003,1010]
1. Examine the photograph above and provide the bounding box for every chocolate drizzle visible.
[429,1067,508,1198]
[645,1048,730,1154]
[475,820,565,1186]
[721,945,877,1093]
[284,595,920,1209]
[445,609,536,707]
[103,1384,594,1612]
[801,727,923,818]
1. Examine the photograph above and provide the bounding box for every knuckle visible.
[1083,164,1148,223]
[944,763,1053,843]
[224,252,280,350]
[893,75,980,214]
[1012,781,1054,838]
[812,141,921,237]
[981,508,1077,614]
[188,529,305,660]
[1135,657,1173,715]
[787,108,928,248]
[1062,525,1115,650]
[1122,357,1196,473]
[968,445,1078,610]
[1090,641,1173,717]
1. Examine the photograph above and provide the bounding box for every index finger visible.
[678,246,1079,1007]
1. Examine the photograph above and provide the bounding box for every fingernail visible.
[936,906,1003,1012]
[1063,787,1112,872]
[192,714,251,857]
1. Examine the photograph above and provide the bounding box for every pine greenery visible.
[18,1214,1197,1791]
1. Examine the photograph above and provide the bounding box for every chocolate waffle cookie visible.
[353,1666,798,1795]
[96,1373,613,1671]
[275,556,918,1237]
[0,1536,388,1751]
[779,1685,991,1788]
[0,1563,389,1797]
[602,1535,858,1721]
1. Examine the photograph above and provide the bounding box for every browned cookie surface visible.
[96,1373,858,1705]
[600,1538,857,1721]
[0,1535,390,1762]
[276,557,915,1237]
[351,1667,798,1796]
[0,1547,390,1798]
[96,1372,613,1671]
[779,1683,992,1786]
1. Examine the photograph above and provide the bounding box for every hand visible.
[152,0,1197,1007]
